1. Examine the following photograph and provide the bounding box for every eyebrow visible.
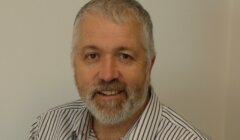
[80,45,135,54]
[116,46,137,57]
[116,46,130,51]
[81,45,100,51]
[82,45,131,50]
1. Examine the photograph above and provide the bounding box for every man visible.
[30,0,208,140]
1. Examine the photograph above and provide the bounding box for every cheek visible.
[74,65,96,89]
[122,66,148,88]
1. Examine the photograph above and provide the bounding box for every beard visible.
[76,76,150,125]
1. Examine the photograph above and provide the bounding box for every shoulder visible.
[47,99,85,112]
[29,100,86,140]
[39,99,86,121]
[155,104,209,140]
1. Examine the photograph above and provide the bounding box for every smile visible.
[98,90,123,96]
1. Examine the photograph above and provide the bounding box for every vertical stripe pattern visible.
[29,90,209,140]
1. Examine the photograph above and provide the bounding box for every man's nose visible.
[98,57,119,82]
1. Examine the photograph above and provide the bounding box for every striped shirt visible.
[29,90,208,140]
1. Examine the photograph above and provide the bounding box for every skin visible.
[73,13,155,140]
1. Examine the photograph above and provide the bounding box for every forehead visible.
[76,14,144,50]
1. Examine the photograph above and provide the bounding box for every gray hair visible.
[72,0,155,63]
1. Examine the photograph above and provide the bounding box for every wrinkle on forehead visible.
[77,14,144,49]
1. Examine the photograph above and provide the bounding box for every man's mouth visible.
[97,90,124,96]
[93,89,126,100]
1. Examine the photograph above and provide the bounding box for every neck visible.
[92,96,150,140]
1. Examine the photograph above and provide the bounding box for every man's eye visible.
[119,53,134,62]
[120,54,130,59]
[84,53,99,61]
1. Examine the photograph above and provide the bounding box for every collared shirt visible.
[29,90,208,140]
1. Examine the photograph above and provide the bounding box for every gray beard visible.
[84,80,150,125]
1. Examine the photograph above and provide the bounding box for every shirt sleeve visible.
[29,115,41,140]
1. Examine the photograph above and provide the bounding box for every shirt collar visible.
[73,106,92,140]
[123,87,162,140]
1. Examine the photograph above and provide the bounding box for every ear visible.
[149,56,156,72]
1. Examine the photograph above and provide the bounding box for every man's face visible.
[73,14,153,124]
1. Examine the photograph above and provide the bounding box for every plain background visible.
[0,0,239,140]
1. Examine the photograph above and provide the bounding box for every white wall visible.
[0,1,85,139]
[149,1,229,139]
[225,0,240,140]
[0,0,237,140]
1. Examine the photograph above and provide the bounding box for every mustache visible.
[93,80,126,92]
[82,79,131,101]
